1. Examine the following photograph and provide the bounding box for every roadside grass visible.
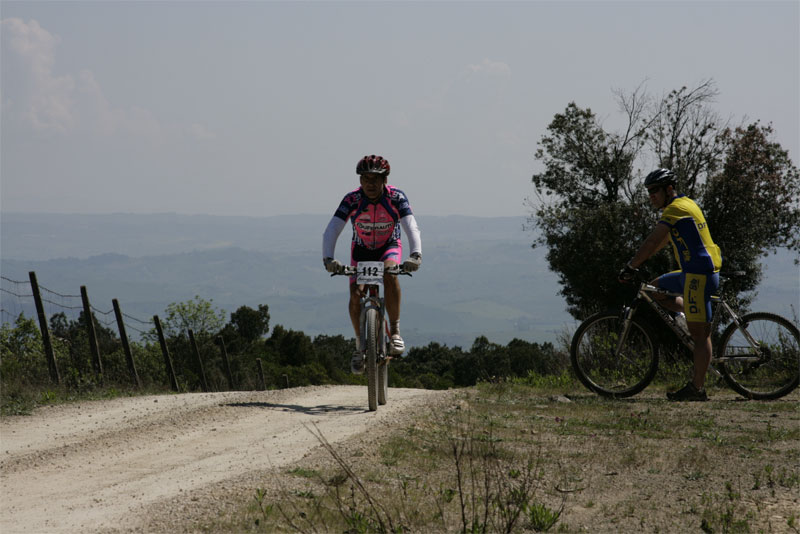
[189,378,800,534]
[0,381,172,416]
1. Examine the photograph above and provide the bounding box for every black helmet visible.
[356,155,390,176]
[644,168,676,188]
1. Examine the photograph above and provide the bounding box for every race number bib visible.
[356,261,384,285]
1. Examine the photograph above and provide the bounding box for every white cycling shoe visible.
[350,351,364,374]
[389,334,405,355]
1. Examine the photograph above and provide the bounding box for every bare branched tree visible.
[644,79,731,196]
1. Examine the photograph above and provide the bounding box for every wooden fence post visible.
[188,329,209,392]
[80,286,104,381]
[28,271,60,384]
[217,336,235,390]
[153,315,179,391]
[256,358,266,391]
[112,299,140,388]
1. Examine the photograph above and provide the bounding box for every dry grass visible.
[153,380,800,533]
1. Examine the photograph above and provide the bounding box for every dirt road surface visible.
[0,386,447,534]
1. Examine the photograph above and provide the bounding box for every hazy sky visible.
[2,1,798,218]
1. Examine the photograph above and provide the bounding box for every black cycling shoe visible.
[667,382,708,402]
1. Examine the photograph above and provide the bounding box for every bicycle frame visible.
[571,274,799,400]
[623,281,767,375]
[338,262,408,360]
[356,283,389,361]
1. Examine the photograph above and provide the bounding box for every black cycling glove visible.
[617,263,638,284]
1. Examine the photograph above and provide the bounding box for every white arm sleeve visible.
[322,216,346,259]
[400,214,422,256]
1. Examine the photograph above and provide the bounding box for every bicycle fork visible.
[616,305,636,357]
[359,295,387,361]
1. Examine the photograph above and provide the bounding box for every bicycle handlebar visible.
[329,265,412,277]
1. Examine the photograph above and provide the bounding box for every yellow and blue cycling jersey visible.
[657,195,722,322]
[659,195,722,274]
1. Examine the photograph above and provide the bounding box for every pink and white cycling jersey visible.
[333,185,413,250]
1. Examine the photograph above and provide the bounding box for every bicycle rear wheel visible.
[570,311,659,398]
[365,308,379,411]
[717,312,799,400]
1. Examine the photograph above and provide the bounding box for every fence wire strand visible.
[2,274,155,339]
[124,322,151,336]
[0,287,33,299]
[123,312,152,325]
[39,285,81,299]
[1,275,28,285]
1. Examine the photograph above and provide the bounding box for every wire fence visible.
[1,272,268,394]
[1,274,154,336]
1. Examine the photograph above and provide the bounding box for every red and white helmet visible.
[356,155,390,176]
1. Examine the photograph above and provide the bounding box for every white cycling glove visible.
[402,252,422,273]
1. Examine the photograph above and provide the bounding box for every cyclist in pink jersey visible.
[323,155,422,374]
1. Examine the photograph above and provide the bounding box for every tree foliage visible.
[702,122,800,291]
[228,304,270,342]
[529,80,800,319]
[2,300,572,410]
[159,295,226,340]
[644,80,729,196]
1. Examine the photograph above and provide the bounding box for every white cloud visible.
[75,69,163,139]
[466,59,511,78]
[1,17,210,141]
[2,18,75,132]
[187,123,216,140]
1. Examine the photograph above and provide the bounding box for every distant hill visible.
[1,212,797,348]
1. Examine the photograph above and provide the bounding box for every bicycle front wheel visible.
[365,308,379,411]
[378,360,388,405]
[718,312,799,400]
[570,311,659,398]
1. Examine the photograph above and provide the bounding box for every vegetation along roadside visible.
[126,379,799,534]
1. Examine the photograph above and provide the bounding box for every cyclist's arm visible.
[322,216,346,259]
[629,223,670,269]
[400,214,422,256]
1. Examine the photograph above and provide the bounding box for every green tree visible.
[529,97,656,317]
[266,325,315,367]
[701,122,800,306]
[156,296,226,341]
[47,311,120,386]
[312,334,354,378]
[228,304,270,342]
[148,297,226,392]
[0,314,49,385]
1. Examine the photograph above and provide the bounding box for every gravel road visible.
[0,385,446,533]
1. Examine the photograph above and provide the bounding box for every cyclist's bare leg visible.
[383,259,401,335]
[349,283,363,346]
[651,277,684,314]
[688,321,712,389]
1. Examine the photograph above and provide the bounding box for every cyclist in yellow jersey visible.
[618,168,722,401]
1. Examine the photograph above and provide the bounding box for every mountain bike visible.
[332,261,410,411]
[570,272,799,400]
